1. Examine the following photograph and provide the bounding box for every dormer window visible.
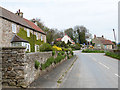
[36,32,38,40]
[12,24,16,33]
[27,29,30,37]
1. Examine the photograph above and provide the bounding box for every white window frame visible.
[27,29,30,37]
[36,32,38,40]
[12,24,16,33]
[35,45,39,52]
[41,35,43,41]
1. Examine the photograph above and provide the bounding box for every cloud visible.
[0,0,119,41]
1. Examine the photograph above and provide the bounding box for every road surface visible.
[30,50,118,88]
[60,51,118,88]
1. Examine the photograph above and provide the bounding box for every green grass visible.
[105,52,120,60]
[82,49,104,53]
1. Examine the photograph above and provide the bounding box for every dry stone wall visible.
[2,47,52,88]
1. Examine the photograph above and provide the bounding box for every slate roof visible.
[0,6,45,35]
[11,35,29,43]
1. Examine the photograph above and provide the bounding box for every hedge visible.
[82,49,104,53]
[105,52,120,60]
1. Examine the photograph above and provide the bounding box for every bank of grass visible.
[105,52,120,60]
[82,49,104,53]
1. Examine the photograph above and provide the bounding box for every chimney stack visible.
[15,9,23,18]
[102,35,104,38]
[32,19,37,26]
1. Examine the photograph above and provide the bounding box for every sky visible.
[0,0,119,42]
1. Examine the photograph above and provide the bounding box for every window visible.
[12,24,16,33]
[36,33,38,40]
[41,35,43,41]
[11,42,22,47]
[35,45,39,52]
[27,29,30,37]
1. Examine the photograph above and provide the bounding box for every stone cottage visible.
[92,35,114,49]
[0,6,46,52]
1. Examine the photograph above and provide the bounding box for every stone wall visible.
[2,47,26,87]
[2,47,52,87]
[24,52,52,85]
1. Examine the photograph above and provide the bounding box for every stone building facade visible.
[92,35,114,50]
[0,6,46,52]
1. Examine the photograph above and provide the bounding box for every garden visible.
[35,43,74,70]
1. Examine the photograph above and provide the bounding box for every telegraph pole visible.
[113,29,117,49]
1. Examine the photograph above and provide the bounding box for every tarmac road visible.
[60,51,118,88]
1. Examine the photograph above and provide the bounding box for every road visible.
[60,51,118,88]
[30,50,118,88]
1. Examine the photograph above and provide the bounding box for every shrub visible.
[35,60,40,69]
[67,55,70,59]
[105,52,120,60]
[54,55,62,64]
[39,43,52,52]
[52,45,62,51]
[41,56,54,70]
[70,50,74,56]
[82,49,104,53]
[60,51,65,55]
[70,44,81,50]
[52,51,55,56]
[58,52,62,56]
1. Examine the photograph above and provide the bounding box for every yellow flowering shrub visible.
[52,46,62,51]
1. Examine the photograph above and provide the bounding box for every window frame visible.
[12,23,16,33]
[36,32,38,40]
[27,29,30,37]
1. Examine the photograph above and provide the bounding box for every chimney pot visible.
[102,35,104,38]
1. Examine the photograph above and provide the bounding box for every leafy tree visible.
[64,28,74,40]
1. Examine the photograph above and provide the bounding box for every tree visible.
[73,25,91,44]
[64,28,74,40]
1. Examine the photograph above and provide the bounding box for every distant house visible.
[0,6,46,52]
[56,34,75,44]
[92,35,114,49]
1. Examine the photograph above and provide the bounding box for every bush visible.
[82,49,104,53]
[39,43,52,52]
[67,55,70,59]
[52,45,62,51]
[70,50,74,56]
[54,55,66,64]
[60,51,65,55]
[58,52,62,56]
[70,44,81,50]
[105,52,120,60]
[52,51,55,56]
[35,60,40,69]
[41,56,54,70]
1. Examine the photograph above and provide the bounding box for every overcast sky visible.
[0,0,119,42]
